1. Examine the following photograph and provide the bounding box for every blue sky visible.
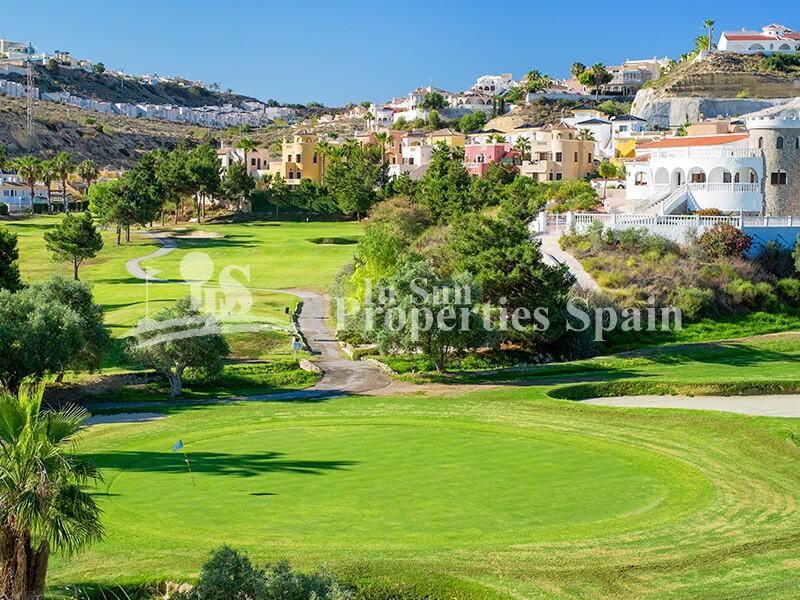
[3,0,797,105]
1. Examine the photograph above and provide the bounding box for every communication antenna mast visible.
[26,42,35,151]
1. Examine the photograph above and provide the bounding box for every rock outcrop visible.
[632,88,792,127]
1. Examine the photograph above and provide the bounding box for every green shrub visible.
[0,203,7,216]
[777,278,800,306]
[177,546,353,600]
[596,269,627,289]
[755,240,796,278]
[673,287,715,321]
[726,279,779,312]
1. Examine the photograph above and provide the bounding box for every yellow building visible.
[426,128,466,148]
[518,123,596,182]
[266,130,322,185]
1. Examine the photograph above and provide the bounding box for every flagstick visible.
[183,451,197,487]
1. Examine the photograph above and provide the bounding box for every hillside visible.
[631,53,800,127]
[484,98,618,132]
[644,53,800,99]
[4,64,259,108]
[0,95,214,167]
[0,94,367,167]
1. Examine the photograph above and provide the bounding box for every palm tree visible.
[577,128,596,142]
[373,131,394,164]
[703,19,716,52]
[235,137,256,173]
[39,159,56,214]
[0,385,103,599]
[76,159,99,200]
[53,151,74,213]
[315,140,331,182]
[570,62,586,79]
[10,155,40,212]
[513,137,531,162]
[0,144,6,174]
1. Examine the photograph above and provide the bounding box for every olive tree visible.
[127,298,230,396]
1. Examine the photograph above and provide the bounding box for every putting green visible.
[98,420,701,551]
[50,390,800,598]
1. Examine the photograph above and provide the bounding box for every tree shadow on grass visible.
[173,235,258,250]
[84,450,357,478]
[627,341,800,368]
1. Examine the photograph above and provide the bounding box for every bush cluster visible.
[561,225,800,322]
[172,546,352,600]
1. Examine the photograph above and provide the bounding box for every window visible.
[548,172,554,181]
[796,137,800,149]
[588,153,592,163]
[723,171,732,183]
[312,153,318,164]
[251,158,257,166]
[574,152,579,163]
[555,173,563,181]
[777,136,784,149]
[758,137,764,149]
[635,172,646,186]
[286,155,291,162]
[287,172,294,180]
[555,152,563,162]
[296,154,301,162]
[771,171,787,185]
[691,171,706,183]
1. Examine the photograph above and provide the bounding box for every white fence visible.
[530,211,800,244]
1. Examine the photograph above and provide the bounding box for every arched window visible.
[777,136,784,149]
[758,137,764,149]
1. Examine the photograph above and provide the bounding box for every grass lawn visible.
[390,334,800,392]
[3,216,361,366]
[49,378,800,599]
[7,216,361,331]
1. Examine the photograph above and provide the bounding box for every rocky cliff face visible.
[632,89,791,127]
[630,53,800,127]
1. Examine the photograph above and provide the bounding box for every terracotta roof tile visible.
[637,133,749,149]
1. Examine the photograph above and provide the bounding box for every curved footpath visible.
[89,232,800,419]
[538,234,599,291]
[85,234,389,414]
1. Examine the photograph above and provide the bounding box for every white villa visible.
[470,73,516,96]
[0,174,47,213]
[718,24,800,54]
[387,132,433,181]
[625,132,763,214]
[562,105,614,159]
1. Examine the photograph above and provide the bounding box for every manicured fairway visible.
[3,216,362,355]
[50,388,800,599]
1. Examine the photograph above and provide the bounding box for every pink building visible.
[464,143,520,176]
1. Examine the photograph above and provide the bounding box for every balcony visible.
[647,147,761,160]
[520,160,552,174]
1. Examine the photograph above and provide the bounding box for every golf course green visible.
[47,387,800,599]
[6,216,800,598]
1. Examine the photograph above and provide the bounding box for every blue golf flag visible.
[172,440,184,453]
